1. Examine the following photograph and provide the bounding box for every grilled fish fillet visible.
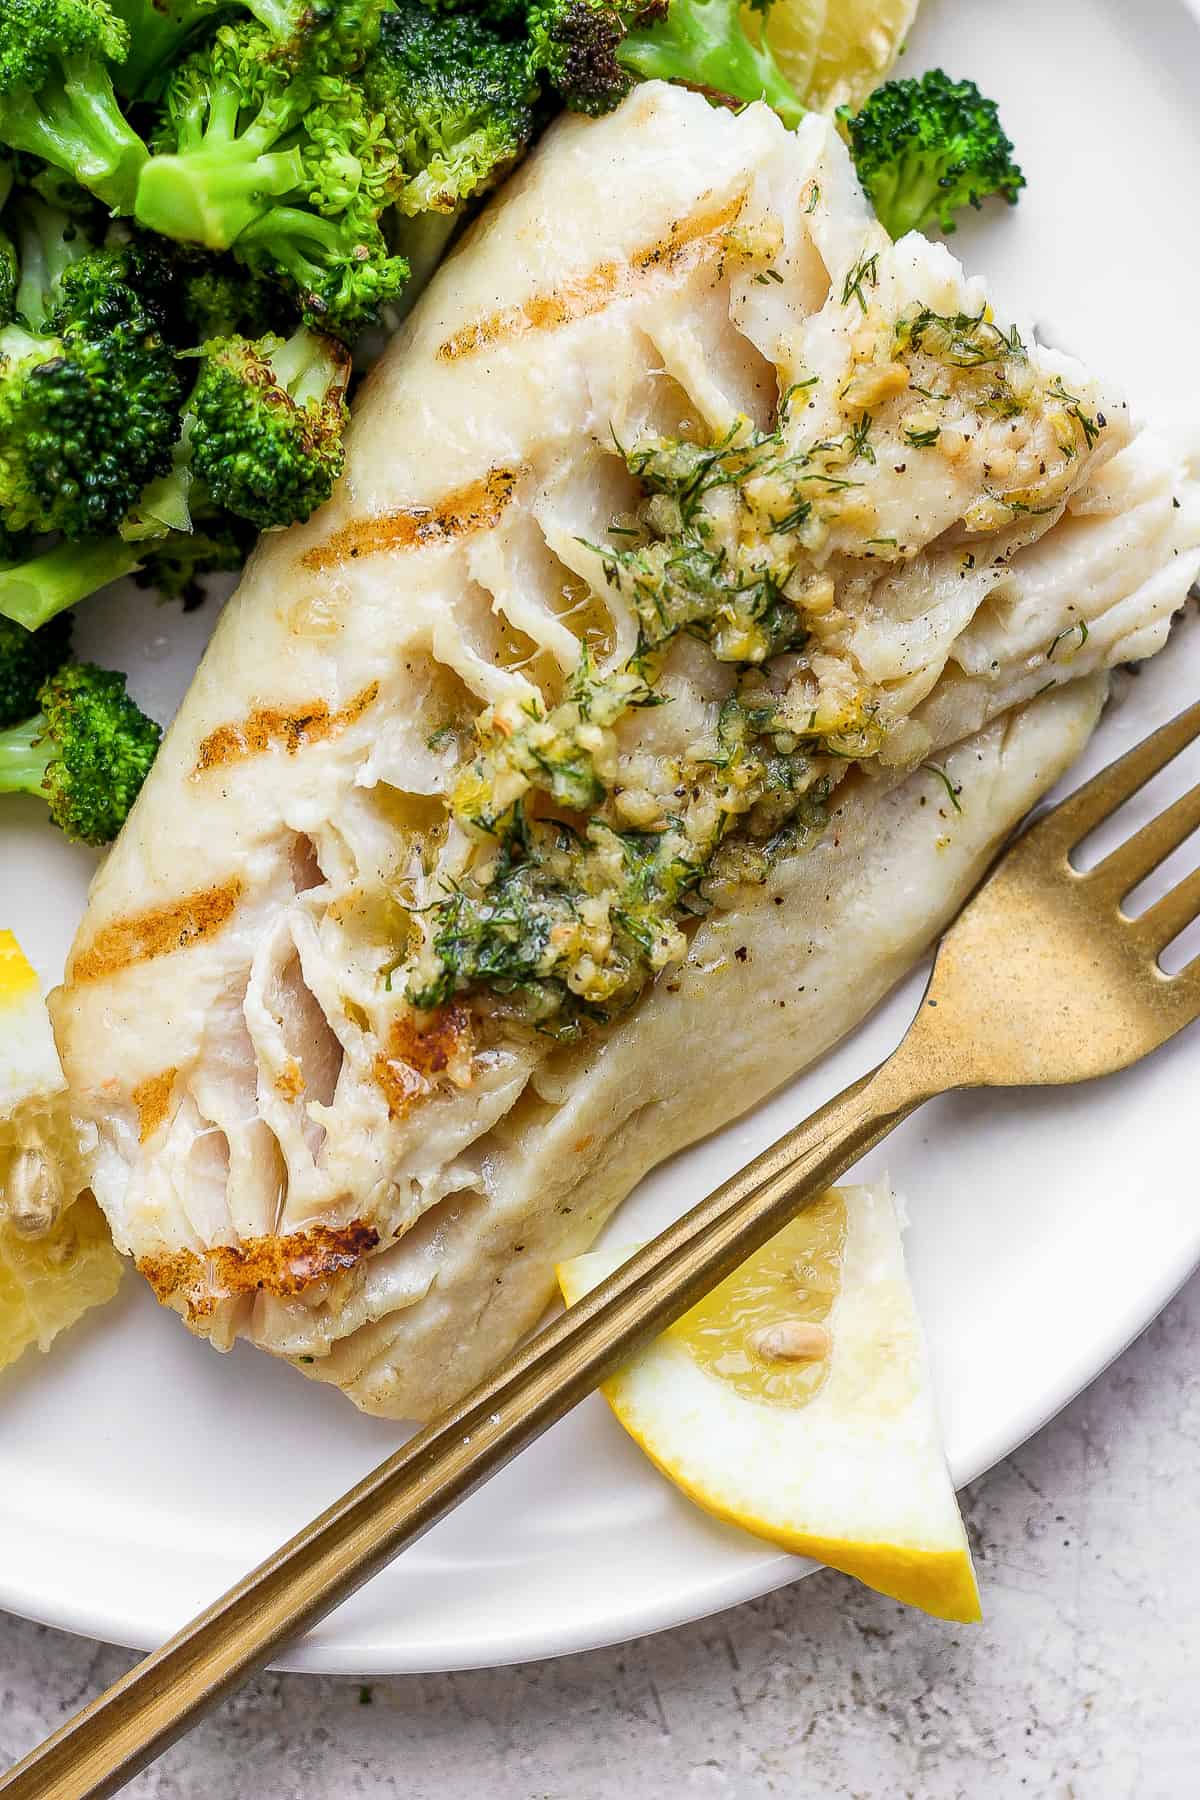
[52,85,1200,1418]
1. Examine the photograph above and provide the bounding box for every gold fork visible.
[6,697,1200,1800]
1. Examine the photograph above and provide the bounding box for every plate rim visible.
[3,0,1200,1678]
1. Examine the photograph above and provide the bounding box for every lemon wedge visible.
[766,0,918,112]
[0,930,122,1370]
[755,0,828,100]
[558,1181,980,1622]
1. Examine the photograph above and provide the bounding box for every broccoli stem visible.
[0,711,50,797]
[269,325,344,407]
[619,0,803,129]
[234,207,369,314]
[135,144,308,250]
[0,537,145,632]
[12,198,92,330]
[385,206,463,322]
[865,154,972,239]
[4,59,148,213]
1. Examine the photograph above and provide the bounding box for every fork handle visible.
[0,1045,934,1800]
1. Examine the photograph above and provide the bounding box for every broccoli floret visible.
[0,2,150,213]
[50,232,179,337]
[137,24,317,251]
[176,253,284,342]
[232,202,408,339]
[526,0,635,117]
[0,534,144,631]
[616,0,802,125]
[840,70,1025,239]
[110,0,386,97]
[135,19,408,334]
[527,0,803,123]
[0,270,184,539]
[188,326,349,528]
[366,1,538,212]
[0,659,160,844]
[0,608,73,729]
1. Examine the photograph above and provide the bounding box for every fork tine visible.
[1088,779,1200,898]
[1131,865,1200,956]
[1033,698,1200,854]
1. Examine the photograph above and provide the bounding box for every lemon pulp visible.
[765,0,918,112]
[669,1189,846,1407]
[0,1194,123,1368]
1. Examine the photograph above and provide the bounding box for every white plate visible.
[3,0,1200,1675]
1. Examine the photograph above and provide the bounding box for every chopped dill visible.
[846,412,876,464]
[923,762,964,813]
[1046,619,1089,660]
[1047,377,1102,450]
[841,250,880,314]
[896,305,1025,369]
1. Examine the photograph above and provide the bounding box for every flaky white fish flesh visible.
[52,86,1200,1418]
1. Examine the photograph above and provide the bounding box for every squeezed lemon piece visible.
[669,1188,846,1407]
[766,0,918,112]
[754,0,828,99]
[0,931,123,1370]
[0,1194,122,1366]
[559,1180,980,1623]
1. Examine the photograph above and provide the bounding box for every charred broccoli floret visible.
[0,659,160,844]
[526,0,802,124]
[840,70,1025,238]
[0,607,73,730]
[365,1,538,214]
[526,0,634,117]
[135,17,408,334]
[187,326,350,528]
[0,1,149,213]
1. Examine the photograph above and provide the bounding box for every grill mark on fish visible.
[194,682,380,775]
[71,879,243,985]
[132,1068,177,1143]
[138,1221,380,1320]
[435,193,747,362]
[302,468,518,572]
[375,1004,475,1116]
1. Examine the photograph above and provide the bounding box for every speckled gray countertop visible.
[2,1271,1195,1799]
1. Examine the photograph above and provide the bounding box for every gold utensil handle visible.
[0,1046,932,1800]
